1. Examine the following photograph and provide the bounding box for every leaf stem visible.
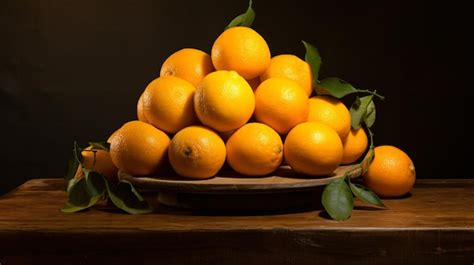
[366,126,374,149]
[357,89,385,100]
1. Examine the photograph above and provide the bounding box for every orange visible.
[226,123,283,176]
[254,78,309,134]
[284,122,343,176]
[160,48,215,86]
[211,27,271,79]
[341,128,368,164]
[168,126,226,179]
[142,76,198,133]
[136,92,148,123]
[308,95,351,139]
[260,54,313,96]
[246,77,261,91]
[364,145,416,197]
[82,146,118,180]
[110,121,170,175]
[194,70,255,132]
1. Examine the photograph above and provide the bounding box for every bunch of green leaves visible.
[303,41,386,220]
[62,141,153,214]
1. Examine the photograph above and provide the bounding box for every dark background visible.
[0,0,465,195]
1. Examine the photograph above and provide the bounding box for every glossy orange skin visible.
[160,48,215,86]
[254,78,309,134]
[260,54,313,96]
[110,121,170,176]
[226,122,283,176]
[194,70,255,132]
[341,128,368,164]
[142,76,198,133]
[284,122,343,176]
[364,145,416,197]
[168,126,226,179]
[212,27,271,80]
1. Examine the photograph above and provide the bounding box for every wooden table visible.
[0,179,473,265]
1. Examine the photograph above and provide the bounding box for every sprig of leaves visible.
[61,141,153,214]
[302,40,386,220]
[225,0,255,29]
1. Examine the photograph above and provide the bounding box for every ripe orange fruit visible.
[160,48,215,86]
[194,70,255,132]
[260,54,313,96]
[341,128,368,164]
[226,123,283,176]
[364,145,416,197]
[82,146,118,180]
[284,122,343,176]
[136,93,148,123]
[142,76,198,133]
[110,121,170,175]
[254,78,309,134]
[168,126,226,179]
[308,95,351,139]
[211,27,271,79]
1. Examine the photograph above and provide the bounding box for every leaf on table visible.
[89,141,110,151]
[318,77,358,98]
[322,177,353,220]
[349,182,386,208]
[225,0,255,29]
[302,40,322,88]
[105,179,153,215]
[350,95,374,129]
[61,172,106,213]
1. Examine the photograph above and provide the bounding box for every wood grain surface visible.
[1,178,474,265]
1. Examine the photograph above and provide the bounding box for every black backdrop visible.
[0,0,466,195]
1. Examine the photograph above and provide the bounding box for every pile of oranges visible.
[83,26,415,198]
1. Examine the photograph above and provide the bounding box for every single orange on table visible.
[364,145,416,197]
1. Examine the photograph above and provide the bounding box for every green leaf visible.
[225,0,255,29]
[64,158,79,182]
[105,180,153,214]
[89,141,110,151]
[322,177,353,220]
[349,182,386,208]
[364,100,376,128]
[61,172,106,213]
[302,41,322,87]
[350,95,374,129]
[318,77,358,98]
